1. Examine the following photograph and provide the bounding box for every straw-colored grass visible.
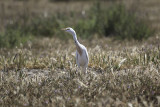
[0,0,160,106]
[0,36,160,106]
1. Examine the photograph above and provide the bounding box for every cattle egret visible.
[62,27,89,73]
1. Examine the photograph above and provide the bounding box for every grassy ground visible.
[0,36,160,106]
[0,0,160,106]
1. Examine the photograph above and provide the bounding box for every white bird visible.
[62,27,89,73]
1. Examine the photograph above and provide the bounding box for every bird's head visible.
[61,27,76,35]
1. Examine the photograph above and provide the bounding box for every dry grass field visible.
[0,0,160,106]
[0,36,160,106]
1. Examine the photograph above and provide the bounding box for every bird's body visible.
[62,27,89,73]
[76,44,88,70]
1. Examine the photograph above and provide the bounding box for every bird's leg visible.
[82,67,87,74]
[76,65,80,73]
[76,66,81,77]
[76,67,79,72]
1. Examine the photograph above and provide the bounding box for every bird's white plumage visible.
[62,27,89,73]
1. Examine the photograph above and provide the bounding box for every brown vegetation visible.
[0,0,160,106]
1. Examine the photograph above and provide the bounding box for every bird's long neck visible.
[71,32,83,55]
[71,32,79,44]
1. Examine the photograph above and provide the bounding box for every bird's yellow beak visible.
[61,28,66,31]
